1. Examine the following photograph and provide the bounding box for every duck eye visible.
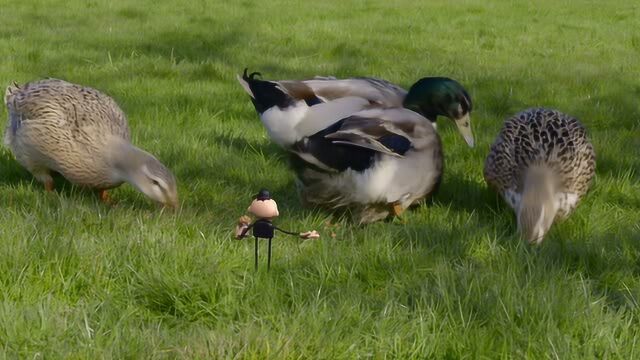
[151,179,160,186]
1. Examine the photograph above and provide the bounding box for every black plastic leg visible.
[267,237,273,270]
[254,236,259,271]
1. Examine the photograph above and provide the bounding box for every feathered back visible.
[484,108,596,243]
[6,79,130,142]
[301,77,407,108]
[3,79,134,188]
[4,82,20,146]
[4,82,19,107]
[484,108,595,198]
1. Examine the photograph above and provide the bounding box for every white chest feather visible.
[358,156,400,203]
[555,192,579,218]
[327,156,403,204]
[260,102,308,147]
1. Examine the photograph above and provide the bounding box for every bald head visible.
[248,198,279,219]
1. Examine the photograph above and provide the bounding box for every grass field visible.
[1,0,639,358]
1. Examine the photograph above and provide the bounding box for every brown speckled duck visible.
[4,79,178,207]
[484,108,596,244]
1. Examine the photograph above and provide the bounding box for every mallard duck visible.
[237,70,460,223]
[237,70,475,147]
[4,79,178,207]
[484,108,596,243]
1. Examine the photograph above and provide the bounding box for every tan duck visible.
[484,108,596,243]
[4,79,178,207]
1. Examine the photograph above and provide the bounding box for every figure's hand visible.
[300,230,320,239]
[235,215,252,239]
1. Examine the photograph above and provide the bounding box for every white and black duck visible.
[237,69,473,224]
[238,71,474,147]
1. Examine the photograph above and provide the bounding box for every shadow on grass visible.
[594,149,640,183]
[580,83,640,132]
[0,150,163,209]
[530,228,640,312]
[0,152,86,200]
[0,151,29,188]
[436,173,492,209]
[208,132,281,158]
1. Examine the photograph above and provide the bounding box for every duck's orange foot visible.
[99,190,114,205]
[392,203,405,217]
[44,180,54,192]
[324,220,342,228]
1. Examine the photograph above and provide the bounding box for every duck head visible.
[130,155,179,209]
[110,139,179,208]
[403,77,474,147]
[236,69,296,114]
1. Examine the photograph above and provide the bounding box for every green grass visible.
[1,0,639,358]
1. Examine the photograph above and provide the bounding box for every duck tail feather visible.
[5,81,19,106]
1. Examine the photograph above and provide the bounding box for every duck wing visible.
[291,108,431,173]
[324,114,414,157]
[5,79,130,142]
[291,95,372,138]
[301,77,407,108]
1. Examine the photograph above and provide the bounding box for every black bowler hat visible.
[255,189,271,200]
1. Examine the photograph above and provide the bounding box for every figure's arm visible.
[274,226,320,239]
[300,230,320,239]
[273,226,299,236]
[235,216,254,239]
[239,223,254,238]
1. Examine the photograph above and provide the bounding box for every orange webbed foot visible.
[44,180,54,192]
[99,190,115,205]
[392,203,405,217]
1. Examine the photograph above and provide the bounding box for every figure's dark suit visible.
[241,219,296,270]
[249,219,275,238]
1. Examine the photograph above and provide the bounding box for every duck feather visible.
[301,77,407,107]
[484,108,596,242]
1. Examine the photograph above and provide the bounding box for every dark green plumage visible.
[403,77,475,147]
[403,77,472,121]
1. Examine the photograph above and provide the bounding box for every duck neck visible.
[518,164,559,244]
[107,137,150,184]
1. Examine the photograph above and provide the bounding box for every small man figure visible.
[236,189,319,270]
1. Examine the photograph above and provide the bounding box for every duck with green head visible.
[236,70,472,223]
[295,74,475,147]
[403,77,474,147]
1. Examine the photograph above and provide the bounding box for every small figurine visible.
[236,189,319,270]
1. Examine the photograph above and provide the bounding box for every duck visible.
[4,79,178,207]
[484,108,596,244]
[238,70,475,147]
[236,69,473,223]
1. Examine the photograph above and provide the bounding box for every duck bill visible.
[454,113,475,147]
[164,197,179,210]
